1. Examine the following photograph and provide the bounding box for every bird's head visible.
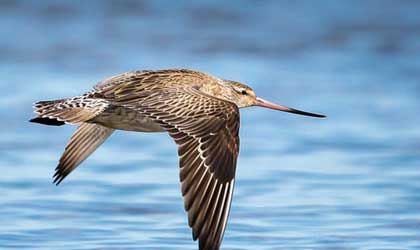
[223,80,326,118]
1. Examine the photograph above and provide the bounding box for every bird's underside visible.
[30,69,240,250]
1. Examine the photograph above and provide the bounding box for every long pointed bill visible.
[255,97,326,118]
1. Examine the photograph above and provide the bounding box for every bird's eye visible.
[241,90,247,95]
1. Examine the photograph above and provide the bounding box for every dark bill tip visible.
[284,107,326,118]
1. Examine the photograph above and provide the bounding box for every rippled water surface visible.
[2,1,420,249]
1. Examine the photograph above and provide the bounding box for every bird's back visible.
[93,69,220,101]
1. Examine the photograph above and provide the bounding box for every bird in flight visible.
[30,69,325,250]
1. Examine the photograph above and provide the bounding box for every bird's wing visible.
[53,123,114,185]
[125,87,240,250]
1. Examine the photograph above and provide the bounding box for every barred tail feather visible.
[30,97,110,125]
[30,117,65,126]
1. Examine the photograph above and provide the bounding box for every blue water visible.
[2,1,420,249]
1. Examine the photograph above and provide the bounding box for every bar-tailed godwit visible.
[30,69,325,250]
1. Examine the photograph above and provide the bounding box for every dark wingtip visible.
[52,170,64,186]
[30,117,65,126]
[53,175,63,186]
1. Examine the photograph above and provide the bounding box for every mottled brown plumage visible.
[30,69,325,250]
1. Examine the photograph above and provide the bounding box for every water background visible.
[1,1,420,249]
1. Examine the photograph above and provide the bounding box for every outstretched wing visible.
[54,123,114,185]
[124,87,240,250]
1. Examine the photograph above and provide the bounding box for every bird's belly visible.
[91,107,165,132]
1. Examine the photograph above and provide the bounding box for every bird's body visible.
[31,69,325,250]
[92,105,165,132]
[90,69,231,132]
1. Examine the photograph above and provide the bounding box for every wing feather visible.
[118,87,239,250]
[53,123,114,185]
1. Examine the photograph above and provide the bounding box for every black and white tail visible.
[30,96,109,125]
[30,96,114,185]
